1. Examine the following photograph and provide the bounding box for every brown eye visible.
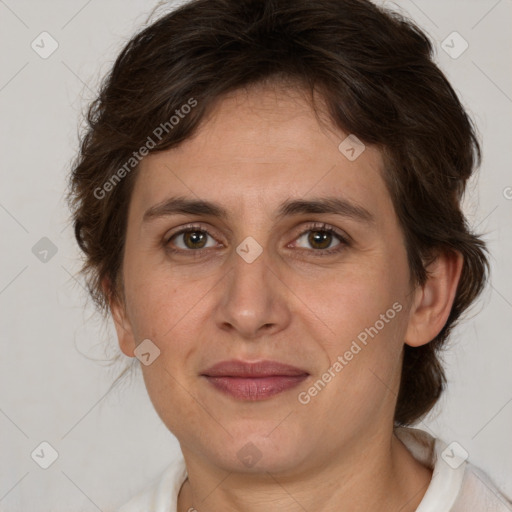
[182,230,207,249]
[295,228,344,252]
[168,229,216,250]
[307,230,334,250]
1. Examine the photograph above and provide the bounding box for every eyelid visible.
[287,221,350,255]
[164,222,223,245]
[290,221,350,245]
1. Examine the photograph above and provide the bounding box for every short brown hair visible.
[67,0,489,426]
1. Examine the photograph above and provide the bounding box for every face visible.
[111,83,418,474]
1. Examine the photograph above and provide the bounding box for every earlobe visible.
[405,250,464,348]
[101,276,136,358]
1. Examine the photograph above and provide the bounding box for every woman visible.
[67,0,512,510]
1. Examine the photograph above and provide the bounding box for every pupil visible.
[309,231,331,249]
[185,231,206,249]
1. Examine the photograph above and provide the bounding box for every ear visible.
[101,276,136,357]
[405,250,463,347]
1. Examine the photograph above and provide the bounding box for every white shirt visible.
[115,427,512,511]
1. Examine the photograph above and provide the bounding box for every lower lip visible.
[203,375,309,401]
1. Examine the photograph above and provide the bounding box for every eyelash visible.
[164,222,350,257]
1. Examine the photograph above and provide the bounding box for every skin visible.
[107,82,463,512]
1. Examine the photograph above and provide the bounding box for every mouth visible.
[201,359,310,401]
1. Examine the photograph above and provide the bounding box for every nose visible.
[214,245,292,340]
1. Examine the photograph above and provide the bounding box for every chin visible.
[205,426,308,475]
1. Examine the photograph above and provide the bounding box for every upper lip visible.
[201,359,309,378]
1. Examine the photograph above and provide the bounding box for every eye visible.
[163,222,349,257]
[166,227,218,251]
[292,223,348,255]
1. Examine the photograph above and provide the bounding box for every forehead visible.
[130,84,393,222]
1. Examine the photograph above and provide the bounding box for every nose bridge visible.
[215,241,289,338]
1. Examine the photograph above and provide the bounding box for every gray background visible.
[1,0,511,510]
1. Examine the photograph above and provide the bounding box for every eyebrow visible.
[142,195,375,224]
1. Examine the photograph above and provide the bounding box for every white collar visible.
[394,426,466,511]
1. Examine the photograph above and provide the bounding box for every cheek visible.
[123,280,170,342]
[301,267,408,422]
[124,265,208,433]
[295,256,408,352]
[122,250,213,341]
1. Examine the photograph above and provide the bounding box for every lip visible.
[201,359,309,401]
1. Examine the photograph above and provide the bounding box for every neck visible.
[177,429,432,512]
